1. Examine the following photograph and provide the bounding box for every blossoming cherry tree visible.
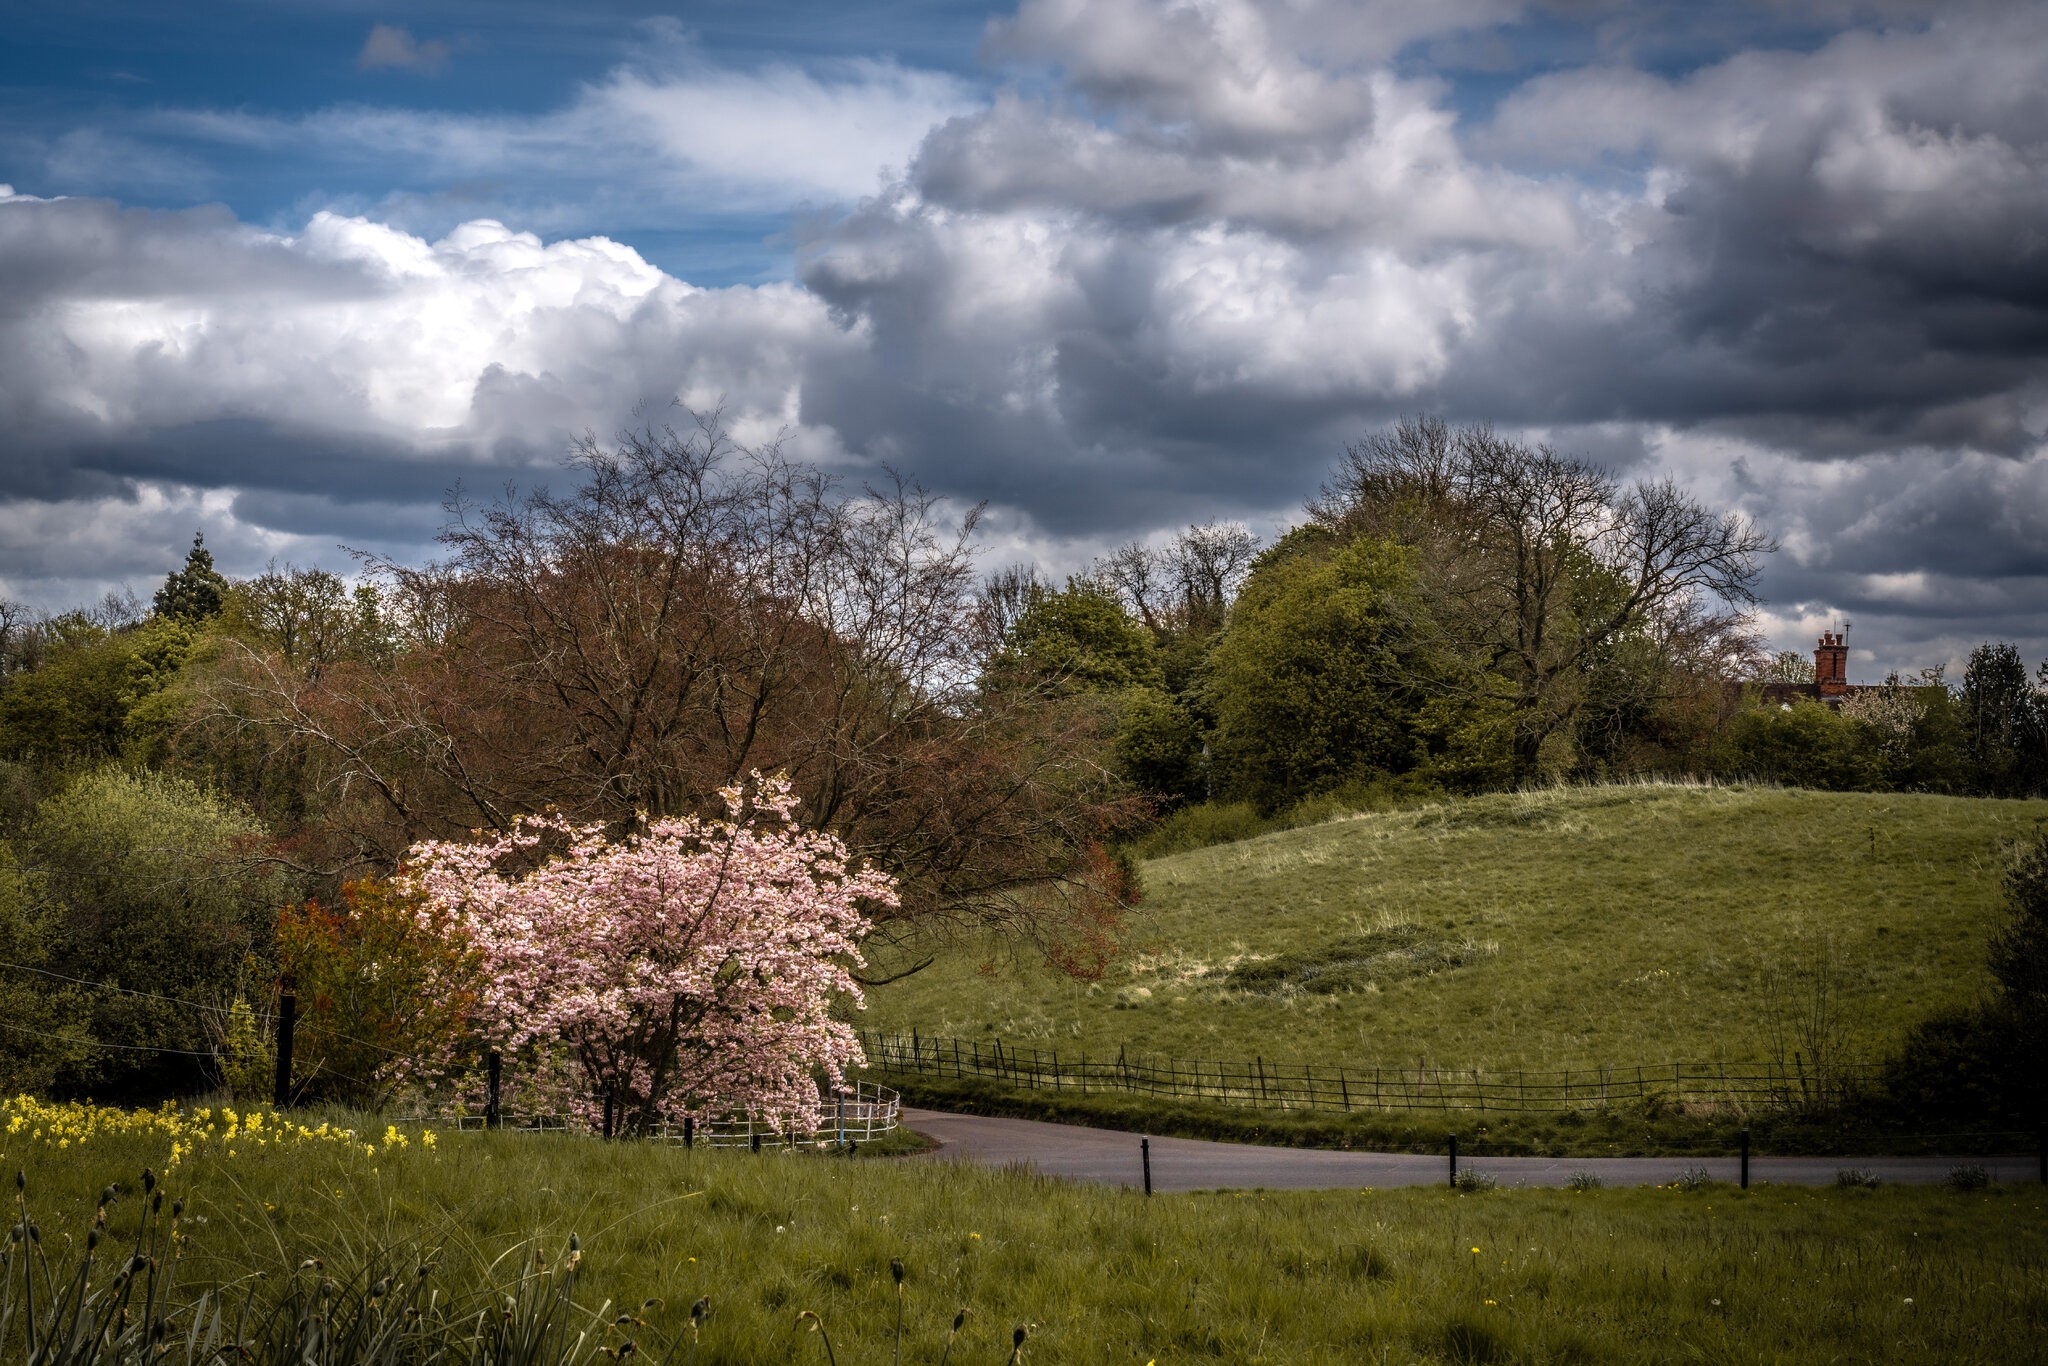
[403,774,893,1134]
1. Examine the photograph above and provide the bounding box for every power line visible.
[0,958,414,1061]
[0,1018,217,1058]
[0,957,229,1015]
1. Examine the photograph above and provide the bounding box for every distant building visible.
[1756,630,1871,708]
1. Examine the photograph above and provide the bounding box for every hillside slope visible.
[863,784,2048,1071]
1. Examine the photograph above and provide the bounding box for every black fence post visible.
[751,1130,762,1154]
[602,1090,614,1139]
[683,1115,694,1149]
[272,992,296,1109]
[1448,1133,1459,1189]
[1739,1129,1750,1190]
[2038,1129,2045,1186]
[485,1050,502,1129]
[1141,1137,1152,1197]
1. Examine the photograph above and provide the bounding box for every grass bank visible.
[867,784,2048,1073]
[6,1100,2045,1364]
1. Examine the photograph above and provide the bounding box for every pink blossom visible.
[401,773,891,1133]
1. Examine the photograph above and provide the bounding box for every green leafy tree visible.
[999,581,1163,695]
[0,618,191,769]
[1989,830,2048,1040]
[995,581,1208,809]
[1206,530,1446,811]
[0,840,94,1094]
[1310,418,1772,779]
[27,766,293,1095]
[1960,642,2046,795]
[1114,686,1206,804]
[1714,699,1871,789]
[152,533,230,625]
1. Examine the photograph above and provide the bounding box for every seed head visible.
[142,1169,156,1194]
[890,1258,904,1286]
[690,1296,710,1326]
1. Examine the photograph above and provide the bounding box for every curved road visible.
[903,1108,2035,1192]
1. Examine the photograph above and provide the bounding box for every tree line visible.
[998,417,2046,827]
[1,413,2044,1103]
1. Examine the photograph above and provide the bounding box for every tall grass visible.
[5,1111,2044,1364]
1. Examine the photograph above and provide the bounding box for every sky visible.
[1,0,2044,680]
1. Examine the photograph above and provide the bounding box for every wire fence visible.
[856,1029,1886,1116]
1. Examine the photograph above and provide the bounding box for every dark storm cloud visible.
[782,0,2048,670]
[2,0,2044,673]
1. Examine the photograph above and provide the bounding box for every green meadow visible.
[8,1111,2046,1365]
[865,784,2048,1072]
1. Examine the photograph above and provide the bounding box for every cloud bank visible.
[2,0,2045,678]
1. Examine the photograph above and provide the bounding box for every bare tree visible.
[1312,418,1774,777]
[196,413,1140,963]
[977,563,1054,644]
[1097,521,1260,637]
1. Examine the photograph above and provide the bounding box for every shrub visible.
[25,766,292,1095]
[1127,800,1270,859]
[1454,1169,1500,1193]
[273,876,482,1107]
[216,997,273,1101]
[1565,1171,1604,1192]
[1835,1168,1880,1189]
[1945,1163,1992,1192]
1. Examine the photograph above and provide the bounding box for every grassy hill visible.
[863,783,2048,1072]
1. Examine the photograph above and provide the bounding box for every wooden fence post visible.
[272,992,296,1109]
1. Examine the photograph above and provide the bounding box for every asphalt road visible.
[903,1107,2038,1192]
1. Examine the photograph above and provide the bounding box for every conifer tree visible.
[153,533,229,623]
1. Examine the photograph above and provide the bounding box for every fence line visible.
[443,1080,902,1146]
[855,1030,1880,1116]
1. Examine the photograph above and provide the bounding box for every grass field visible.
[7,1101,2046,1364]
[864,784,2048,1073]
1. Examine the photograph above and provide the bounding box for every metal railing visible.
[668,1081,901,1149]
[437,1080,902,1144]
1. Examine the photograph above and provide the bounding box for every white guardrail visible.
[445,1080,902,1148]
[669,1081,901,1150]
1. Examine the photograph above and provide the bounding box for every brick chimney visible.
[1815,630,1850,698]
